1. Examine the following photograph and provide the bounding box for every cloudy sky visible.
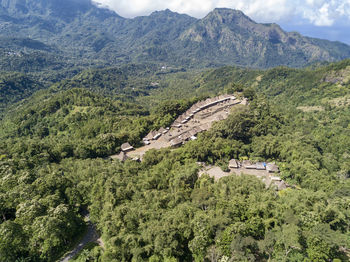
[94,0,350,44]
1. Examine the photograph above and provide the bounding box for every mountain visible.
[0,1,350,69]
[179,8,350,67]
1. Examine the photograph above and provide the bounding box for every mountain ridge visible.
[0,0,350,69]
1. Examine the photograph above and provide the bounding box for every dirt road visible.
[59,215,100,262]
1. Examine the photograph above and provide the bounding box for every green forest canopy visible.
[0,60,350,261]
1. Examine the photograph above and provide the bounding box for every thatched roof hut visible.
[170,138,183,147]
[193,126,203,133]
[189,129,197,137]
[271,176,282,181]
[151,130,162,140]
[255,162,266,170]
[266,163,279,173]
[181,132,192,141]
[229,159,240,168]
[171,121,182,128]
[158,127,168,134]
[144,131,154,141]
[242,160,255,169]
[121,142,134,152]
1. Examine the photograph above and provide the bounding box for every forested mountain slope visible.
[1,0,350,69]
[0,63,176,115]
[0,60,349,261]
[0,72,43,112]
[178,8,350,68]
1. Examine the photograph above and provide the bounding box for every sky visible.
[94,0,350,44]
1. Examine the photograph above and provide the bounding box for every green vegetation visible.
[71,243,103,262]
[1,3,350,261]
[1,1,350,71]
[1,52,350,262]
[0,72,43,113]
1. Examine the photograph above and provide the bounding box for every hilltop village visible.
[113,94,242,159]
[112,94,287,190]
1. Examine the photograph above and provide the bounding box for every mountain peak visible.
[204,7,255,26]
[213,8,245,15]
[150,9,176,16]
[149,8,194,19]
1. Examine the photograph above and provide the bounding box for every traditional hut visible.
[193,126,203,134]
[150,130,161,140]
[266,163,279,173]
[229,159,240,169]
[170,138,183,147]
[131,156,141,162]
[158,127,168,134]
[242,160,255,169]
[171,121,182,128]
[143,131,154,141]
[189,129,197,137]
[121,142,134,152]
[181,132,192,141]
[255,162,266,170]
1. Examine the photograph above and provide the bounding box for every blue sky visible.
[94,0,350,44]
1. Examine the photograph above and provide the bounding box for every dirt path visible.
[59,214,101,262]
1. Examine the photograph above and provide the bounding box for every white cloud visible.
[296,0,350,26]
[94,0,350,26]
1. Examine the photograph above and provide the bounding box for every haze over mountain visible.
[1,0,350,69]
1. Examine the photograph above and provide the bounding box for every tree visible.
[0,221,28,262]
[188,214,214,261]
[243,87,257,101]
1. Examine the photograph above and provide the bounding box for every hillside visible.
[1,1,350,69]
[1,1,350,261]
[0,60,350,261]
[0,72,43,112]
